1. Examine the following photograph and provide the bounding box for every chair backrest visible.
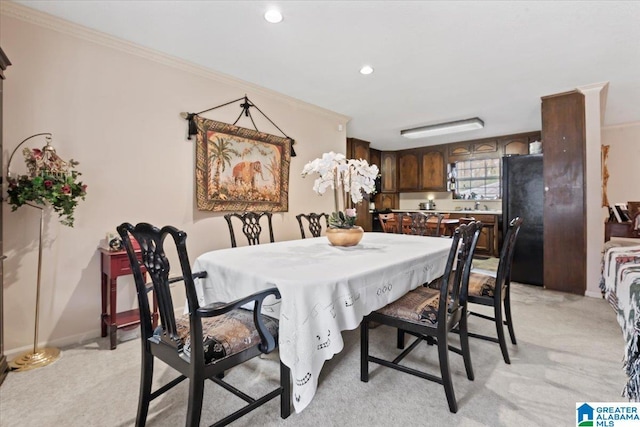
[402,212,444,237]
[117,222,201,351]
[378,213,398,233]
[296,212,329,238]
[224,212,275,247]
[437,221,482,328]
[494,217,524,299]
[458,217,476,225]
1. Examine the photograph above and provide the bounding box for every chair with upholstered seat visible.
[296,212,329,238]
[117,222,290,426]
[361,222,482,413]
[401,212,444,237]
[224,211,275,247]
[378,213,399,233]
[466,217,524,364]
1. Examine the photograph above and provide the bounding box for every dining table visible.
[191,232,452,413]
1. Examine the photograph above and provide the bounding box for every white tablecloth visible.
[192,232,452,412]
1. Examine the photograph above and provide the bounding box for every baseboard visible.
[4,328,103,360]
[584,290,604,299]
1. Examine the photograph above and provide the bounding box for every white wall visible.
[1,5,349,355]
[603,121,640,204]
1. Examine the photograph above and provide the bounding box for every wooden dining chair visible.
[402,212,444,237]
[117,222,290,426]
[361,222,482,413]
[466,217,524,364]
[224,211,275,247]
[296,212,329,238]
[378,212,398,233]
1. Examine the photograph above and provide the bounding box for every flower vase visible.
[326,226,364,247]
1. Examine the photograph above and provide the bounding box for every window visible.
[454,158,501,199]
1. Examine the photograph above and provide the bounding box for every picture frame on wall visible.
[194,116,291,212]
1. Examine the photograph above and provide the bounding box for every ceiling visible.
[12,1,640,150]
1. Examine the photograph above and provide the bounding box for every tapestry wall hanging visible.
[195,115,290,212]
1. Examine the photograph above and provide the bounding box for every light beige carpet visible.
[0,281,627,427]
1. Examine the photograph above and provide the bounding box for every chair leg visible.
[397,329,405,349]
[360,319,369,382]
[437,331,458,413]
[280,361,291,419]
[458,308,474,381]
[135,350,154,427]
[504,292,517,345]
[494,304,511,364]
[186,377,204,427]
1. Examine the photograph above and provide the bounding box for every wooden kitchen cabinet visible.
[378,193,398,210]
[397,150,420,191]
[398,146,447,192]
[346,138,372,231]
[369,148,381,171]
[380,151,397,192]
[449,213,499,257]
[420,147,447,191]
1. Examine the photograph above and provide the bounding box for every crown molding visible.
[0,1,351,123]
[602,120,640,131]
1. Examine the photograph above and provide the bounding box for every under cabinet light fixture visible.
[400,117,484,139]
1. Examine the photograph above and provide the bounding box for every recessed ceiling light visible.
[360,65,374,75]
[264,9,283,24]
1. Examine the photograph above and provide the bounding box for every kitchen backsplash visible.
[398,192,502,212]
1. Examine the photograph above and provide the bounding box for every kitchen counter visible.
[390,209,502,215]
[377,209,502,256]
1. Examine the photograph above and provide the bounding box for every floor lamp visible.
[6,133,61,371]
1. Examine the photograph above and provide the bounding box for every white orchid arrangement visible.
[301,151,379,228]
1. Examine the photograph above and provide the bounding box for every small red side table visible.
[100,247,158,350]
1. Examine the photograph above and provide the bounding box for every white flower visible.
[302,152,379,228]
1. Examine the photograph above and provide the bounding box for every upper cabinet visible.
[397,150,420,191]
[420,147,446,191]
[346,137,372,231]
[447,131,540,163]
[380,151,397,192]
[398,145,447,192]
[347,137,370,161]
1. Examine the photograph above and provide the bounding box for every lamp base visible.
[9,347,60,372]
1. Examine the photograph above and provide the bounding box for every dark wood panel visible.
[346,138,371,231]
[377,193,398,210]
[397,150,419,191]
[420,149,446,190]
[472,141,498,154]
[504,140,529,155]
[380,151,397,192]
[542,91,586,295]
[369,148,381,170]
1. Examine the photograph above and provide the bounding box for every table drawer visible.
[102,250,144,276]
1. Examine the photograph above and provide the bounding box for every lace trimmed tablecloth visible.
[192,232,452,413]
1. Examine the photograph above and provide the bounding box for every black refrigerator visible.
[502,154,544,286]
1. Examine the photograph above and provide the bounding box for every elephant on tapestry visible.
[232,161,265,189]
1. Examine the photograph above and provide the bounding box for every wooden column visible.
[542,91,587,294]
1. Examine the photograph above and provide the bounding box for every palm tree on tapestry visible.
[208,136,239,193]
[264,155,280,195]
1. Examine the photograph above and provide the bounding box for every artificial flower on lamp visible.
[6,133,86,227]
[301,151,379,230]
